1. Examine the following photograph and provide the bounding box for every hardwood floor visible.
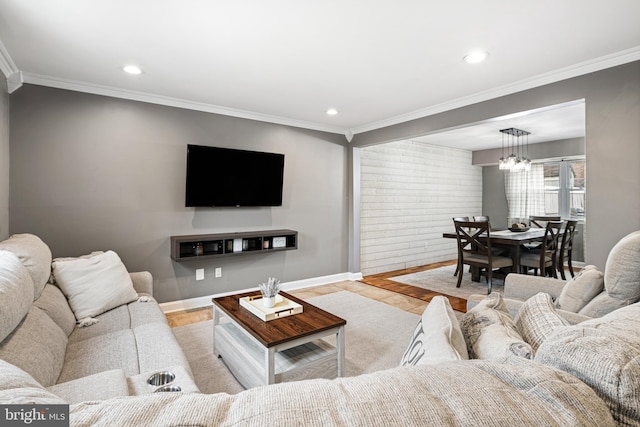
[358,260,466,311]
[166,260,464,328]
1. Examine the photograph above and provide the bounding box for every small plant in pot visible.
[258,277,281,308]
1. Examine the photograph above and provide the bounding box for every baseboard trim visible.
[159,271,363,313]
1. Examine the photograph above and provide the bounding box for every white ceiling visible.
[0,0,639,147]
[411,100,586,151]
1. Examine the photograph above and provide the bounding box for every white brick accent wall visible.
[360,140,483,276]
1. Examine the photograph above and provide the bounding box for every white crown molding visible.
[10,46,639,141]
[0,38,18,78]
[0,38,23,93]
[348,46,640,136]
[158,271,361,313]
[7,71,23,93]
[21,72,349,136]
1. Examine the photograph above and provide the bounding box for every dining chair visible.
[557,220,578,280]
[473,215,508,257]
[453,220,513,294]
[519,221,563,277]
[529,215,561,228]
[524,215,562,251]
[452,217,470,277]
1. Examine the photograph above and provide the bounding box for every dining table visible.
[442,227,552,278]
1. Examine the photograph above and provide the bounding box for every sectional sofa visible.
[1,232,639,426]
[0,233,198,405]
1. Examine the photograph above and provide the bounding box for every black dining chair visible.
[529,215,561,228]
[453,220,513,294]
[520,221,563,277]
[524,215,562,251]
[557,220,578,280]
[452,217,470,277]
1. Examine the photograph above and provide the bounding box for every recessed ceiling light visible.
[123,65,143,75]
[463,51,489,64]
[326,108,339,116]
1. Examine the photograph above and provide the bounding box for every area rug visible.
[390,264,505,300]
[172,291,420,395]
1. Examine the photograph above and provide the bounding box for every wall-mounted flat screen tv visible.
[185,145,285,207]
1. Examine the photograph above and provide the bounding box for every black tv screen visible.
[185,145,285,207]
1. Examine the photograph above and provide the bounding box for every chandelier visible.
[498,127,531,172]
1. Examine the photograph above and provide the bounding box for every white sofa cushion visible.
[0,306,68,387]
[400,296,468,366]
[460,293,532,360]
[579,291,631,318]
[0,233,52,300]
[52,250,138,321]
[68,358,615,426]
[47,369,129,404]
[33,284,77,337]
[58,329,139,383]
[556,265,604,313]
[535,302,640,426]
[514,292,570,352]
[0,250,34,342]
[0,359,66,404]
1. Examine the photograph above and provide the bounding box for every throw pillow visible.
[514,292,570,353]
[400,296,468,366]
[556,265,604,313]
[460,293,532,360]
[52,250,138,321]
[603,230,640,303]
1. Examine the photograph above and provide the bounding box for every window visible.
[543,160,585,217]
[505,158,585,219]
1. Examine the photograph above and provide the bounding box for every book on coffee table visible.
[239,294,303,321]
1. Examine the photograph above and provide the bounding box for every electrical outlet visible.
[424,241,429,249]
[215,267,222,278]
[196,268,204,281]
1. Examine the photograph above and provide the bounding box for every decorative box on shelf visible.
[239,295,303,321]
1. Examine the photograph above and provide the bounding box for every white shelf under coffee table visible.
[212,291,346,389]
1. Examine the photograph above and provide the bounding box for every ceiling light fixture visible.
[326,108,339,116]
[463,51,489,64]
[123,65,143,75]
[498,127,531,172]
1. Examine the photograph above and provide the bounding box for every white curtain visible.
[505,164,545,221]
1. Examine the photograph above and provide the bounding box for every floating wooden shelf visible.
[170,229,298,262]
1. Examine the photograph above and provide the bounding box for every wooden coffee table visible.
[212,291,346,389]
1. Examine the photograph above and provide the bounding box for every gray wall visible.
[481,166,509,230]
[9,85,349,303]
[0,77,8,240]
[351,61,640,270]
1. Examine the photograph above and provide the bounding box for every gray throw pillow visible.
[556,265,604,313]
